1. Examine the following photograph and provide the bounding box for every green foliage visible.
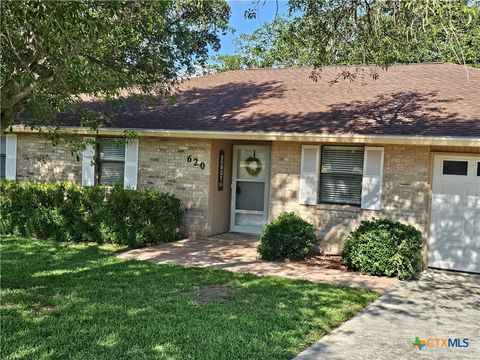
[101,186,183,247]
[210,18,312,72]
[0,180,182,247]
[258,212,318,260]
[209,54,248,73]
[0,0,230,130]
[342,218,422,280]
[221,1,479,75]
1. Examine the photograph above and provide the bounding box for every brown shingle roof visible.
[60,63,480,138]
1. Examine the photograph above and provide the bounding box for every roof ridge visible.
[440,62,480,71]
[192,62,480,79]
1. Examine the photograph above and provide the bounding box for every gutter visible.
[9,125,480,147]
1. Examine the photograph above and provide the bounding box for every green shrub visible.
[341,218,422,280]
[101,186,183,247]
[0,180,182,247]
[258,212,318,260]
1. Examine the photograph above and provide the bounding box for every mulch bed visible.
[286,253,348,271]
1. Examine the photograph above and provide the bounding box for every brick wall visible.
[13,134,479,250]
[137,137,212,238]
[430,146,480,154]
[21,133,466,246]
[15,134,213,238]
[16,134,81,183]
[268,142,431,254]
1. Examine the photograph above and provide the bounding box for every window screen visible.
[442,160,468,176]
[0,136,6,179]
[320,146,364,205]
[98,138,125,186]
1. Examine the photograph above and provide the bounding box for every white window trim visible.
[441,158,469,177]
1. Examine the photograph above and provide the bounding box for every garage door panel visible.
[428,244,479,273]
[428,251,479,273]
[433,184,478,195]
[431,195,476,213]
[429,155,480,273]
[429,235,479,273]
[467,196,480,208]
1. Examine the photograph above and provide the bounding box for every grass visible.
[0,237,379,360]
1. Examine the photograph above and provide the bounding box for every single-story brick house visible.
[1,63,479,272]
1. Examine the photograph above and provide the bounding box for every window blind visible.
[100,138,126,161]
[0,136,6,179]
[320,146,364,205]
[0,155,5,179]
[99,138,125,186]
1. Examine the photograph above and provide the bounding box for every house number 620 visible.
[187,155,206,170]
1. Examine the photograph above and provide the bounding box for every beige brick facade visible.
[269,142,431,254]
[13,133,478,258]
[137,137,212,237]
[14,134,214,238]
[16,134,82,183]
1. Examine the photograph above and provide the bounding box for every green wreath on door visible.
[245,151,262,177]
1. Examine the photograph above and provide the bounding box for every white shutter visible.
[5,134,17,180]
[299,145,320,205]
[81,140,95,186]
[361,146,384,210]
[123,139,139,189]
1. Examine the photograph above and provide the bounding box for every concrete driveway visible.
[295,270,480,360]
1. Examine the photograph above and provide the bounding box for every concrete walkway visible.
[294,270,480,360]
[117,233,397,292]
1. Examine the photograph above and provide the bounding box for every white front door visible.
[428,154,480,273]
[230,145,270,234]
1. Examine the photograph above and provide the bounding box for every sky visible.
[214,0,291,56]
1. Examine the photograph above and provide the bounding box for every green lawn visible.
[1,237,378,360]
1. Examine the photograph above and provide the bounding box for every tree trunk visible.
[1,80,34,130]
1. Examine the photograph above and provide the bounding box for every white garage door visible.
[428,154,480,273]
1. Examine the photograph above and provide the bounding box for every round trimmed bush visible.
[257,212,318,260]
[341,218,422,280]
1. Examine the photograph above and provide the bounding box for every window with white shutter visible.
[320,146,364,205]
[98,138,126,186]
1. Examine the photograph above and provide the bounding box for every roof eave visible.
[8,125,480,147]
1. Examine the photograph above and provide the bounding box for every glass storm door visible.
[230,145,270,234]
